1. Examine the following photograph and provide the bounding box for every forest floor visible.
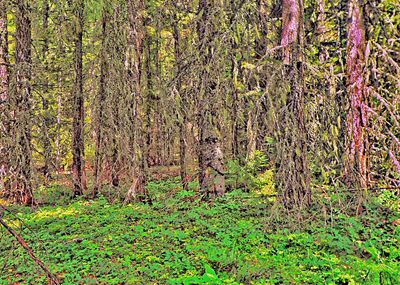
[0,177,399,285]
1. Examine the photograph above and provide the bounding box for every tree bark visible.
[13,0,33,205]
[277,0,311,209]
[0,0,10,197]
[344,0,368,190]
[173,12,189,191]
[40,0,52,183]
[144,34,152,173]
[197,0,225,199]
[229,0,240,159]
[92,8,108,198]
[125,0,151,203]
[72,0,86,197]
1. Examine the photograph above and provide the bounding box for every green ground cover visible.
[1,179,399,284]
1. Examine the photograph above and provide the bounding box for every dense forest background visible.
[0,0,399,284]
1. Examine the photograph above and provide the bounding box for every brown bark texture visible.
[344,0,369,190]
[277,0,311,208]
[12,0,33,205]
[72,0,86,197]
[125,0,151,203]
[0,0,10,197]
[197,0,226,199]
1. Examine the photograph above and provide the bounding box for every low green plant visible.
[226,150,276,197]
[1,180,399,284]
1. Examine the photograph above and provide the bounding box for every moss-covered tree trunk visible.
[125,0,151,203]
[13,0,33,205]
[92,7,108,198]
[0,0,10,197]
[343,0,369,191]
[173,14,189,191]
[72,0,86,197]
[40,0,52,183]
[277,0,311,209]
[197,0,225,199]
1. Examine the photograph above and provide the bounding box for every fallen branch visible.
[0,214,60,285]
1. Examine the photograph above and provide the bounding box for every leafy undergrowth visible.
[1,179,399,284]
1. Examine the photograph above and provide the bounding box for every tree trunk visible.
[277,0,311,209]
[344,0,368,190]
[12,0,33,205]
[173,13,189,191]
[55,73,62,175]
[246,108,257,160]
[72,0,86,197]
[0,0,10,197]
[125,0,151,203]
[40,0,52,183]
[144,34,152,173]
[197,0,225,199]
[229,0,240,160]
[92,8,108,198]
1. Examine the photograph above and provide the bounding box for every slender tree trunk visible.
[229,0,239,159]
[197,0,225,199]
[55,73,62,175]
[72,0,85,197]
[344,0,368,190]
[336,0,348,162]
[173,14,189,190]
[152,20,162,167]
[125,0,151,203]
[0,0,6,103]
[93,8,108,198]
[41,0,52,183]
[231,85,239,158]
[277,0,311,209]
[144,34,152,172]
[0,0,10,197]
[246,109,257,160]
[12,0,33,205]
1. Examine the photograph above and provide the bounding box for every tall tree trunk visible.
[13,0,33,205]
[277,0,311,209]
[72,0,85,197]
[125,0,151,203]
[335,0,348,163]
[254,0,269,152]
[55,73,62,175]
[344,0,368,190]
[0,0,10,197]
[197,0,225,199]
[173,13,189,191]
[229,0,240,159]
[144,34,152,172]
[92,8,108,198]
[41,0,52,183]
